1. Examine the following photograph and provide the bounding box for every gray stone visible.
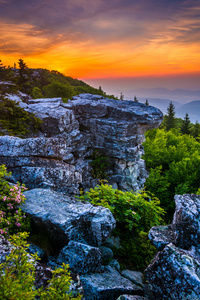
[99,246,113,264]
[117,296,148,300]
[148,224,177,251]
[22,188,116,249]
[121,270,144,287]
[108,259,121,272]
[145,243,200,300]
[57,241,102,274]
[80,265,143,300]
[172,194,200,249]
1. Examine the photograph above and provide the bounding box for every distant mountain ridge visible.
[127,96,200,123]
[126,87,200,103]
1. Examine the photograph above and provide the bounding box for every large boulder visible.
[146,194,200,299]
[22,188,116,250]
[145,243,200,300]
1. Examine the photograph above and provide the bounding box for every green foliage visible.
[0,97,42,137]
[39,263,81,300]
[0,232,38,300]
[77,182,164,269]
[0,232,81,300]
[143,128,200,221]
[31,87,43,99]
[89,150,110,179]
[43,80,75,99]
[0,165,31,237]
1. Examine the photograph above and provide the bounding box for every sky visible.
[0,0,200,95]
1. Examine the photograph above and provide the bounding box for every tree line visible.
[143,102,200,222]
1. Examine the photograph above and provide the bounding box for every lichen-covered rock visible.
[172,194,200,249]
[145,243,200,300]
[146,194,200,300]
[0,94,162,193]
[57,241,102,274]
[22,188,116,249]
[148,224,178,251]
[80,265,143,300]
[149,194,200,251]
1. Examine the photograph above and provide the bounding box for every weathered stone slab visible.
[22,188,116,249]
[80,266,143,300]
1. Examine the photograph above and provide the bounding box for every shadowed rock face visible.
[0,94,162,193]
[145,194,200,300]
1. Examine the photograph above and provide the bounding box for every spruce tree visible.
[165,101,176,131]
[18,59,29,92]
[180,113,191,135]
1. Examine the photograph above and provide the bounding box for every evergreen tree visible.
[0,60,5,80]
[191,121,200,139]
[180,113,191,135]
[165,101,176,131]
[18,58,28,86]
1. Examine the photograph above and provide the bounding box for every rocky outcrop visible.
[0,94,163,299]
[0,94,163,193]
[145,194,200,299]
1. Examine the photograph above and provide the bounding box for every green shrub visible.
[31,87,43,99]
[143,128,200,221]
[77,182,165,269]
[43,81,75,99]
[89,150,110,179]
[0,165,30,237]
[0,97,42,137]
[0,232,82,300]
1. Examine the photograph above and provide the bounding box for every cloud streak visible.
[0,0,200,78]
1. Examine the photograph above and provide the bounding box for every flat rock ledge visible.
[145,194,200,299]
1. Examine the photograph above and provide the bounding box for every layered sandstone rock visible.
[0,94,163,193]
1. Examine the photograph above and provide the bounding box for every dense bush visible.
[43,80,75,100]
[143,128,200,221]
[0,97,42,137]
[0,165,30,237]
[0,232,81,300]
[77,182,164,269]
